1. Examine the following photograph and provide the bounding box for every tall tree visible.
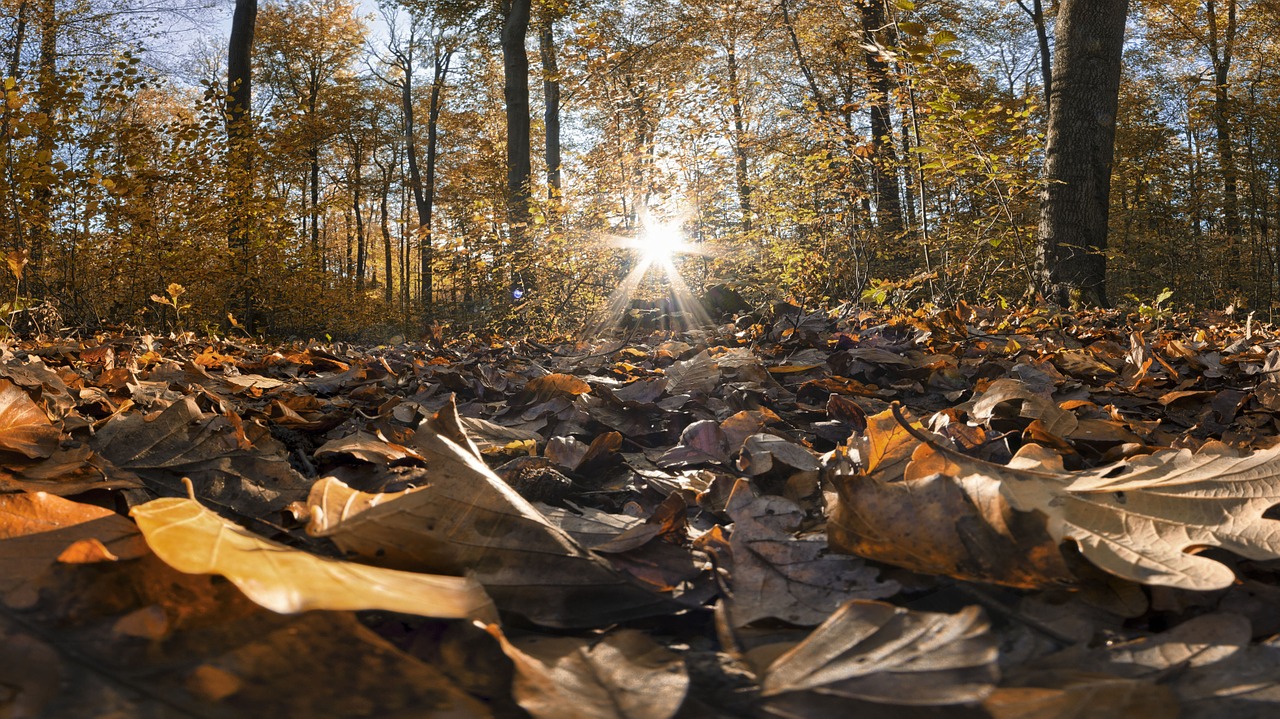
[1035,0,1129,306]
[226,0,257,322]
[501,0,531,253]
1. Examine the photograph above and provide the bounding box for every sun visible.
[639,218,688,268]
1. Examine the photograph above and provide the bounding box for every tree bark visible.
[7,0,28,79]
[378,158,393,304]
[860,0,903,235]
[501,0,532,254]
[1035,0,1128,307]
[539,18,562,205]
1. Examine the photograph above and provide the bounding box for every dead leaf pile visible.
[6,303,1280,716]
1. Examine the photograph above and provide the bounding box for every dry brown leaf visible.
[490,627,689,719]
[306,414,678,628]
[459,415,544,453]
[826,411,1072,587]
[938,439,1280,590]
[132,490,497,621]
[760,600,998,715]
[664,350,719,395]
[737,433,820,475]
[0,378,59,458]
[93,395,310,516]
[970,378,1078,437]
[723,479,897,626]
[516,373,592,405]
[984,678,1177,719]
[314,430,423,464]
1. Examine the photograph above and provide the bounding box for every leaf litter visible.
[6,304,1280,716]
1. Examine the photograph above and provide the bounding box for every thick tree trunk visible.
[725,43,753,233]
[501,0,532,253]
[1035,0,1128,307]
[539,19,562,205]
[860,0,903,235]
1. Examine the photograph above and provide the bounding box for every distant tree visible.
[1035,0,1129,307]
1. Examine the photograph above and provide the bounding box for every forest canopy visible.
[0,0,1269,338]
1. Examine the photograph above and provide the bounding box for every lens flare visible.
[586,214,713,336]
[640,220,687,268]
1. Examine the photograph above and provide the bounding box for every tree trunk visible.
[352,153,365,291]
[7,0,28,79]
[421,49,451,315]
[378,156,394,305]
[539,19,562,207]
[226,0,257,325]
[29,0,58,272]
[1206,0,1240,240]
[1016,0,1052,107]
[860,0,903,235]
[1035,0,1128,307]
[725,42,753,233]
[501,0,532,254]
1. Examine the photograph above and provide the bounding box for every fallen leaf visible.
[93,395,310,516]
[723,479,897,626]
[946,439,1280,590]
[132,488,497,621]
[314,430,423,465]
[760,600,998,713]
[306,411,678,628]
[491,628,690,719]
[0,378,59,458]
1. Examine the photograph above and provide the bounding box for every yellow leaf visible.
[132,490,497,621]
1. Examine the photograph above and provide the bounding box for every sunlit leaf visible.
[132,490,497,620]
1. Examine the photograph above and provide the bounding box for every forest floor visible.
[3,301,1280,717]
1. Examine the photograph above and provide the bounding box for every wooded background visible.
[0,0,1269,337]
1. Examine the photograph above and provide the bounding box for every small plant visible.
[151,283,191,326]
[1129,287,1173,323]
